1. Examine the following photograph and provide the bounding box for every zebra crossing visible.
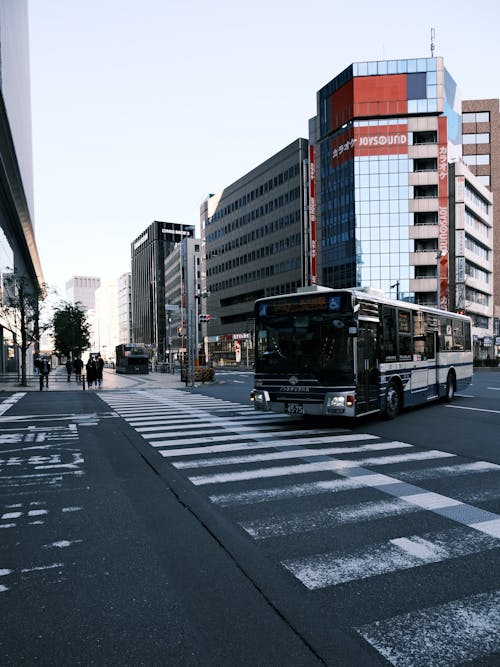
[100,388,500,665]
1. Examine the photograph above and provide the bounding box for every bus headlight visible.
[327,395,345,407]
[251,389,269,403]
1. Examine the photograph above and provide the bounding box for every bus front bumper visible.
[250,389,356,417]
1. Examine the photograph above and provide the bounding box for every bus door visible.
[356,318,380,414]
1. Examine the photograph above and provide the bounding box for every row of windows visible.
[207,234,302,276]
[465,182,490,213]
[381,308,470,363]
[463,111,490,123]
[465,209,491,237]
[207,210,301,257]
[466,287,490,307]
[466,261,489,284]
[353,58,437,77]
[264,282,301,298]
[465,234,490,261]
[205,188,301,242]
[206,165,301,226]
[208,257,301,294]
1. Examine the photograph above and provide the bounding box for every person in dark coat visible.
[96,355,104,388]
[86,357,96,388]
[73,357,84,382]
[65,358,72,382]
[39,357,51,390]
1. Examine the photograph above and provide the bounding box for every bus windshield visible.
[256,311,355,384]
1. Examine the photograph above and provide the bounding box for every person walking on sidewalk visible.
[39,356,51,390]
[73,357,83,382]
[65,358,73,382]
[86,357,96,388]
[96,355,104,388]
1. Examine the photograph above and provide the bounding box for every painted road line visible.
[171,440,410,468]
[281,526,499,589]
[158,432,365,458]
[209,461,500,507]
[152,431,371,448]
[188,450,453,485]
[241,498,419,539]
[446,405,500,415]
[355,589,500,666]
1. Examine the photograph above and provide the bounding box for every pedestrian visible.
[65,358,72,382]
[39,356,51,390]
[96,355,104,388]
[73,357,83,382]
[86,357,96,388]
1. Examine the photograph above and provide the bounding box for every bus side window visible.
[439,317,453,351]
[381,306,397,361]
[423,312,436,359]
[398,309,412,360]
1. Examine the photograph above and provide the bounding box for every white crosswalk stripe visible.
[100,389,500,666]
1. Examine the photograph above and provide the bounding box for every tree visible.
[0,271,48,387]
[52,302,91,359]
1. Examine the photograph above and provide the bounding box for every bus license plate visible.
[286,402,303,415]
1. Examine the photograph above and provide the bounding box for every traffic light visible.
[198,314,211,323]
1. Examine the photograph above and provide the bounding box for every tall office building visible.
[117,272,132,345]
[0,0,44,372]
[131,220,195,360]
[65,275,101,310]
[461,99,500,347]
[313,56,466,311]
[201,139,309,365]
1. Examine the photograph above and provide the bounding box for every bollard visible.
[82,374,86,391]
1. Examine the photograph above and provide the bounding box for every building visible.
[164,237,202,368]
[94,278,119,362]
[131,221,195,360]
[461,99,500,351]
[448,159,493,357]
[0,0,44,373]
[117,272,132,345]
[312,56,464,311]
[201,139,309,365]
[65,276,101,310]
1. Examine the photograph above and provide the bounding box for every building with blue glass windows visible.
[311,56,468,310]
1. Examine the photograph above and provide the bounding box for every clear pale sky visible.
[28,0,500,298]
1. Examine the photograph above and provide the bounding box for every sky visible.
[27,0,500,298]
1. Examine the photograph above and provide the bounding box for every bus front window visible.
[256,313,354,383]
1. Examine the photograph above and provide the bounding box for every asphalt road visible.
[1,369,499,665]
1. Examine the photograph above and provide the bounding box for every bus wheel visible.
[383,381,400,419]
[444,372,456,402]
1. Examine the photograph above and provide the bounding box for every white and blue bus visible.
[251,286,473,419]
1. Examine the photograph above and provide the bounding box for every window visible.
[463,154,490,166]
[463,111,490,123]
[407,72,427,99]
[412,131,437,145]
[463,133,490,144]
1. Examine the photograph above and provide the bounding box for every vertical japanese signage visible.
[309,145,317,285]
[438,117,449,310]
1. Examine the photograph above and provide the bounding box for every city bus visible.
[115,344,150,374]
[251,286,473,419]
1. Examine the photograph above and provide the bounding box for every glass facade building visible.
[314,57,462,308]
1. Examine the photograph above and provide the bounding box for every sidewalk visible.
[0,365,185,392]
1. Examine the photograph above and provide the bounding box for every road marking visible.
[282,526,499,589]
[188,449,453,485]
[241,498,418,539]
[355,589,500,666]
[209,461,500,507]
[157,431,368,458]
[446,405,500,415]
[172,440,409,469]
